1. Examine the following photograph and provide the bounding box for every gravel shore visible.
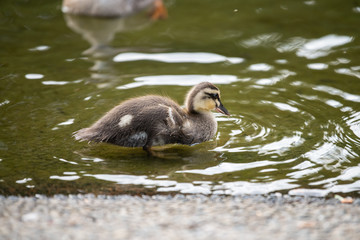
[1,194,360,240]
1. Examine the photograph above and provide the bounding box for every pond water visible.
[1,0,360,197]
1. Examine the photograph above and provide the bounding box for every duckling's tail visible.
[73,128,100,142]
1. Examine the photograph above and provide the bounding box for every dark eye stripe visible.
[205,92,219,99]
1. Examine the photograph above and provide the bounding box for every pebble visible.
[0,194,359,240]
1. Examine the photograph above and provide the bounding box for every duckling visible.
[74,82,230,153]
[62,0,168,19]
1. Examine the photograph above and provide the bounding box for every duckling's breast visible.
[182,113,217,144]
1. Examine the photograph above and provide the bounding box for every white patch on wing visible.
[168,107,176,125]
[118,114,133,128]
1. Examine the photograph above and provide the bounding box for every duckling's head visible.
[185,82,230,116]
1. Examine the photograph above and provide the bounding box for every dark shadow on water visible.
[74,141,225,171]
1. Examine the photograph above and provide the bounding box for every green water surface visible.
[1,0,360,197]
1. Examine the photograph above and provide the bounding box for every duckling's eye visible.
[205,93,219,99]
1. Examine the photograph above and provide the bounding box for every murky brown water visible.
[1,0,360,197]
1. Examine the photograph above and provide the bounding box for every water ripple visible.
[84,174,177,187]
[313,85,360,103]
[296,34,353,59]
[213,179,299,195]
[116,74,240,89]
[335,67,360,79]
[113,52,244,64]
[176,159,295,175]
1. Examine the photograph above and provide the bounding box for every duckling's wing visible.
[141,104,196,146]
[84,103,178,147]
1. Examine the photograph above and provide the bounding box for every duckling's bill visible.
[216,101,230,116]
